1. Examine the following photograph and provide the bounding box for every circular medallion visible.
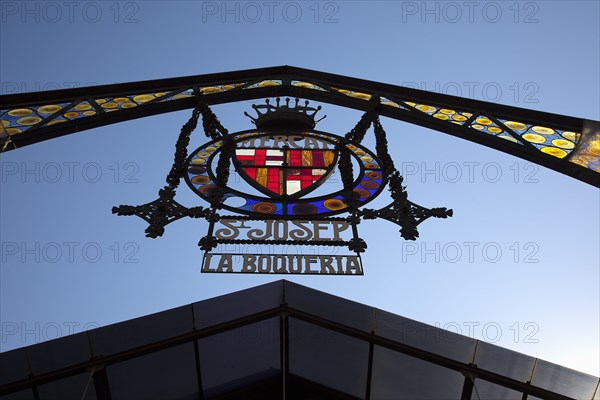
[191,176,211,185]
[323,199,347,211]
[184,129,387,217]
[353,188,371,199]
[361,180,380,190]
[198,184,218,195]
[292,203,318,215]
[366,171,382,180]
[253,202,277,214]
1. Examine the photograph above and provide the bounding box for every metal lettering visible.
[202,253,363,275]
[214,219,351,242]
[247,220,272,240]
[289,220,313,240]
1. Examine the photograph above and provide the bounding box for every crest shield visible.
[234,147,337,198]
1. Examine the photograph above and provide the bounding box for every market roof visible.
[0,66,598,187]
[1,280,598,399]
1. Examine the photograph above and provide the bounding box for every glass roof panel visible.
[37,372,96,400]
[530,358,599,399]
[474,341,535,382]
[470,379,523,400]
[90,304,193,356]
[106,343,198,400]
[375,310,477,364]
[370,345,464,399]
[288,318,369,399]
[0,348,30,386]
[284,281,375,332]
[26,332,91,375]
[198,317,280,398]
[0,390,36,400]
[193,281,282,329]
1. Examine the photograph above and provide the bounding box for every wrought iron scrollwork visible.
[112,186,211,238]
[113,95,228,237]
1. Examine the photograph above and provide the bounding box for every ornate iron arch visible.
[1,66,598,187]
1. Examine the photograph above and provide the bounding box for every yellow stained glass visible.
[323,151,335,166]
[562,131,580,142]
[571,157,588,167]
[433,114,449,120]
[121,103,137,109]
[172,93,193,100]
[63,112,79,119]
[498,135,519,143]
[301,150,313,166]
[191,158,206,165]
[416,104,437,113]
[475,117,492,125]
[114,97,130,103]
[541,147,567,158]
[504,121,527,131]
[258,80,280,87]
[83,111,96,116]
[488,127,503,133]
[47,120,66,126]
[381,101,400,108]
[200,87,223,94]
[133,94,155,103]
[16,116,42,126]
[74,104,92,111]
[6,128,22,135]
[440,109,455,115]
[350,92,371,100]
[8,109,32,117]
[472,124,484,130]
[101,102,118,109]
[452,115,467,122]
[551,139,575,149]
[293,82,314,88]
[523,133,546,144]
[38,105,63,114]
[256,168,268,186]
[532,126,555,135]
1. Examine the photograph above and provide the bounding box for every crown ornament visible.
[244,97,326,130]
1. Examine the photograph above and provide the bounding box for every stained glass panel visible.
[235,148,335,197]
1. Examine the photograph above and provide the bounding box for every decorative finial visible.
[245,98,327,130]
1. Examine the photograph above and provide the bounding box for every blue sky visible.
[1,1,599,376]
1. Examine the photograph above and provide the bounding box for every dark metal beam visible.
[1,66,597,187]
[0,304,583,400]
